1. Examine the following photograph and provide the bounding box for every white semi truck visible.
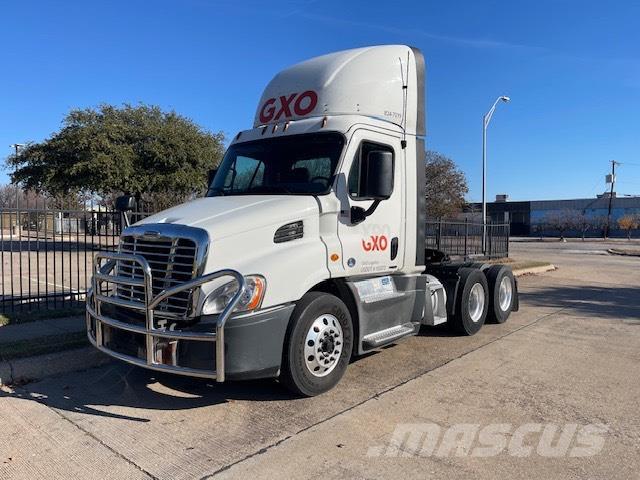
[87,45,518,396]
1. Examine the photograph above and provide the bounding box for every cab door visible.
[335,129,405,276]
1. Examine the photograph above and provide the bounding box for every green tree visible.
[6,104,225,202]
[425,150,469,219]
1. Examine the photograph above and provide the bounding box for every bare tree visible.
[0,184,85,211]
[574,212,594,241]
[0,185,50,209]
[618,214,640,240]
[531,222,545,240]
[0,184,18,208]
[591,215,609,239]
[544,210,578,241]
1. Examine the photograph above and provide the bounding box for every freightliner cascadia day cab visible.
[87,45,518,396]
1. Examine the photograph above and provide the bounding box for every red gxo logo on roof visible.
[259,90,318,124]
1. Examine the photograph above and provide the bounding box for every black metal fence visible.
[0,204,153,315]
[425,220,510,259]
[2,208,509,316]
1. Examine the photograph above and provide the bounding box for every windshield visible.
[207,133,344,196]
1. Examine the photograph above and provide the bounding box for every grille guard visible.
[86,251,246,382]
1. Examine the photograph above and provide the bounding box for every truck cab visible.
[87,45,518,396]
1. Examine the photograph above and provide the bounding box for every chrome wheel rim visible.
[468,283,485,323]
[498,276,513,311]
[304,314,343,377]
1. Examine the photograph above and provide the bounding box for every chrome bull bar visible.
[86,251,246,382]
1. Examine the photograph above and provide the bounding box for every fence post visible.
[506,222,510,257]
[437,219,442,251]
[464,218,468,258]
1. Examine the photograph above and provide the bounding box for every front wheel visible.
[280,292,353,396]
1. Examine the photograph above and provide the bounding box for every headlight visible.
[202,275,266,315]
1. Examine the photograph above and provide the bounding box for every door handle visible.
[390,237,398,260]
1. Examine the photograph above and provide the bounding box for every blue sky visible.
[1,0,639,201]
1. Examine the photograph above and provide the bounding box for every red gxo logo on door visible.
[259,90,318,123]
[362,235,388,252]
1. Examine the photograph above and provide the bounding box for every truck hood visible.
[136,195,319,240]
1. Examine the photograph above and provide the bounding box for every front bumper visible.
[87,252,293,381]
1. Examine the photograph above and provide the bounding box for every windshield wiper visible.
[246,185,294,194]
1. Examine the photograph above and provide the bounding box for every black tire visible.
[486,265,515,324]
[280,292,353,397]
[450,268,489,336]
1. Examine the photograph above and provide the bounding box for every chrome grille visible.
[116,235,198,318]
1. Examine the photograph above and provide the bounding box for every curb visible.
[607,249,640,257]
[512,264,557,276]
[0,346,112,386]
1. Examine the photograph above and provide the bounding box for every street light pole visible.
[482,96,510,253]
[10,143,24,212]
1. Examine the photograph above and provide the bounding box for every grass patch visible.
[485,258,552,270]
[0,307,84,327]
[0,331,89,360]
[510,260,554,271]
[483,258,554,274]
[486,257,516,264]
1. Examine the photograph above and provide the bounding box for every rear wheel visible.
[451,268,489,335]
[280,292,353,397]
[486,265,515,323]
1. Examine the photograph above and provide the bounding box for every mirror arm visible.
[364,199,381,217]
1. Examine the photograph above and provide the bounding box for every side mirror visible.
[207,168,218,186]
[115,195,136,212]
[359,150,393,200]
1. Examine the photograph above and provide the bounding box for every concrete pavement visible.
[0,316,85,344]
[218,279,640,479]
[1,241,639,479]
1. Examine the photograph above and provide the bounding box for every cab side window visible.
[348,142,394,199]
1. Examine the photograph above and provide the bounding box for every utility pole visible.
[605,160,619,238]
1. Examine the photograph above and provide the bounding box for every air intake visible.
[274,221,303,243]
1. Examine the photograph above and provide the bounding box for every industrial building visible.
[469,194,640,237]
